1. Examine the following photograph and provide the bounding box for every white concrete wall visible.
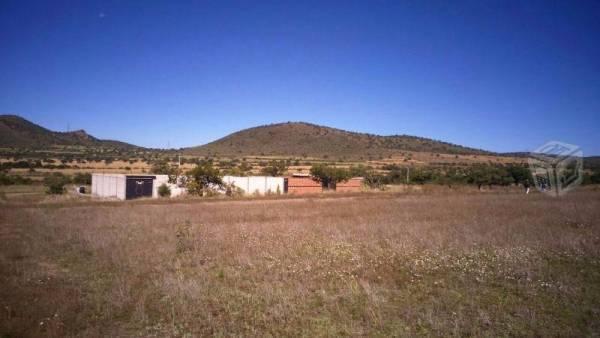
[92,174,126,200]
[151,175,187,198]
[152,175,170,198]
[169,185,187,198]
[222,176,285,195]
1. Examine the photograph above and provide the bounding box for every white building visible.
[222,175,285,195]
[91,173,177,200]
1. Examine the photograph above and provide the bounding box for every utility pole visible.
[406,166,410,184]
[176,154,182,185]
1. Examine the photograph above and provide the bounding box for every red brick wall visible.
[336,178,363,192]
[286,176,322,195]
[288,186,323,194]
[286,176,363,194]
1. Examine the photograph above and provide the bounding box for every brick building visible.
[286,174,322,194]
[286,174,363,194]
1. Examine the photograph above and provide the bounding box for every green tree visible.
[260,160,287,176]
[44,173,71,194]
[310,164,351,190]
[186,162,223,196]
[467,165,492,190]
[506,165,532,185]
[151,160,177,176]
[410,167,434,184]
[583,170,600,185]
[467,165,514,189]
[72,172,92,185]
[0,173,33,185]
[435,167,466,188]
[490,166,514,187]
[385,168,406,184]
[152,159,181,183]
[349,164,370,177]
[225,161,253,176]
[239,161,253,174]
[225,167,245,176]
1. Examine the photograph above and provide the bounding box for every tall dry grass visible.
[1,191,600,336]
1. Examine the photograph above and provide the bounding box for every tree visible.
[72,172,92,185]
[435,168,466,188]
[260,160,287,176]
[349,164,370,177]
[467,165,514,190]
[506,164,533,186]
[0,173,33,186]
[151,160,177,176]
[385,168,406,184]
[410,167,434,184]
[44,173,71,194]
[310,164,351,190]
[238,161,253,174]
[467,165,492,190]
[186,162,223,196]
[225,161,253,176]
[592,171,600,184]
[490,166,514,187]
[152,159,181,183]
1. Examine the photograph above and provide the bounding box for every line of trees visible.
[305,163,543,190]
[363,164,536,190]
[0,173,33,185]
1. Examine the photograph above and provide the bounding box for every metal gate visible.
[125,176,154,199]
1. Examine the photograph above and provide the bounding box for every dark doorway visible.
[125,176,154,199]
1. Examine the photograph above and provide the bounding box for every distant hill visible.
[0,115,138,149]
[184,122,492,159]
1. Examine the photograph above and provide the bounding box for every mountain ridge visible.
[0,114,138,149]
[183,121,492,159]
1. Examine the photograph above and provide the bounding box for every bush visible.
[72,172,92,185]
[0,173,33,185]
[260,160,287,176]
[43,173,71,194]
[158,183,171,197]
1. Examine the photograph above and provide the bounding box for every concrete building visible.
[91,173,172,200]
[222,175,286,195]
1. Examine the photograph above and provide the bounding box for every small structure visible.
[222,176,286,195]
[336,178,364,192]
[91,173,170,200]
[286,174,322,194]
[286,173,364,194]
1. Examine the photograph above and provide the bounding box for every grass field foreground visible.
[1,191,600,336]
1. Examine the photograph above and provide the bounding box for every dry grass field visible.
[1,191,600,336]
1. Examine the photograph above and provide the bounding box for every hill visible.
[0,115,138,149]
[184,122,492,159]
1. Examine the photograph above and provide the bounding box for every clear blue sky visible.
[1,0,599,154]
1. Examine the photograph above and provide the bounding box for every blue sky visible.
[1,0,599,154]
